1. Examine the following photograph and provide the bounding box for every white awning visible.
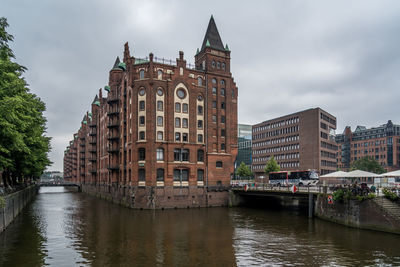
[345,170,379,178]
[379,170,400,177]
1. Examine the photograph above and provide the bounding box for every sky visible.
[2,0,400,171]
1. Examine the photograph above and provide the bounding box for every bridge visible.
[231,185,331,218]
[38,182,81,191]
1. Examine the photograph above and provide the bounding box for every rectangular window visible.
[138,169,145,181]
[221,129,226,137]
[156,168,164,181]
[156,148,164,161]
[174,149,180,161]
[182,149,189,161]
[212,87,217,95]
[221,116,226,123]
[139,116,145,126]
[157,101,163,111]
[212,115,217,123]
[197,169,204,181]
[221,102,225,109]
[198,134,203,143]
[182,133,188,142]
[138,148,145,161]
[139,131,145,140]
[198,120,203,129]
[157,131,163,140]
[198,106,203,115]
[175,132,181,142]
[212,101,217,108]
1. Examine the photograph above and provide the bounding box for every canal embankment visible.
[315,194,400,234]
[0,185,38,233]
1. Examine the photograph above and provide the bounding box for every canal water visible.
[1,187,399,267]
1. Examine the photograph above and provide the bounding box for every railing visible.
[135,56,197,70]
[232,183,329,194]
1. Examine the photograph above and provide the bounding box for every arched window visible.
[157,116,163,126]
[139,70,145,79]
[182,118,188,128]
[221,88,225,96]
[139,101,145,111]
[139,131,145,140]
[182,103,188,113]
[138,148,145,161]
[157,70,163,79]
[157,101,163,111]
[198,77,202,86]
[197,169,204,181]
[212,61,216,68]
[221,143,226,150]
[157,131,163,140]
[156,148,164,161]
[175,103,181,112]
[157,168,164,181]
[198,134,203,143]
[220,80,225,85]
[222,62,226,70]
[175,118,181,127]
[217,62,220,69]
[212,78,217,84]
[197,149,204,162]
[139,116,145,126]
[138,169,145,181]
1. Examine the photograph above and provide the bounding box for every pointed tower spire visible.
[201,15,225,51]
[112,57,120,70]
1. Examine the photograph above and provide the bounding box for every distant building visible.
[235,124,252,176]
[252,108,338,181]
[40,171,64,182]
[336,120,400,172]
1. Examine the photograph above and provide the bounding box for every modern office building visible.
[234,124,252,178]
[336,120,400,172]
[252,108,338,181]
[63,16,238,208]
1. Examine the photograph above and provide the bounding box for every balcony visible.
[107,97,119,104]
[107,122,119,128]
[107,165,119,171]
[107,148,119,153]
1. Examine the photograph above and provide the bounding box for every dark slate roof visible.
[112,57,120,70]
[201,15,225,51]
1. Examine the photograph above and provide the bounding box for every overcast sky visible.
[2,0,400,171]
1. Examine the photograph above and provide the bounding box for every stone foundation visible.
[0,185,38,233]
[315,195,400,234]
[81,184,229,209]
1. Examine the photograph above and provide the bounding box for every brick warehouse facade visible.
[63,16,238,208]
[336,120,400,172]
[252,108,338,181]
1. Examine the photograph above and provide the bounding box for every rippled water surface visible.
[1,187,399,266]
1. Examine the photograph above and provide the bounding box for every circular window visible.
[197,95,203,101]
[177,89,186,99]
[157,88,163,96]
[139,88,146,96]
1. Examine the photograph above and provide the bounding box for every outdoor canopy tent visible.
[379,170,400,177]
[319,171,348,178]
[345,170,379,178]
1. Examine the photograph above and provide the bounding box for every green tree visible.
[350,156,385,174]
[0,17,51,188]
[236,162,253,179]
[264,156,280,176]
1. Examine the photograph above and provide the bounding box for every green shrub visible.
[383,188,399,201]
[333,189,344,202]
[0,196,5,209]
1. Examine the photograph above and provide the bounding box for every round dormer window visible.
[139,88,146,96]
[177,89,186,99]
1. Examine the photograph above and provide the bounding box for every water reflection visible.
[1,188,400,266]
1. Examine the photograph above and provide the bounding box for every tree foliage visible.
[236,162,253,179]
[264,156,280,175]
[0,17,51,187]
[350,156,385,174]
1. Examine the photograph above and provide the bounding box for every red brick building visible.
[64,16,238,208]
[252,108,338,181]
[336,120,400,172]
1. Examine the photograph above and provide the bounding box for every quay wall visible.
[0,186,38,234]
[315,195,400,234]
[81,184,229,209]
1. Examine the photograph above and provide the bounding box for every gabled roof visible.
[201,15,225,52]
[92,95,99,104]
